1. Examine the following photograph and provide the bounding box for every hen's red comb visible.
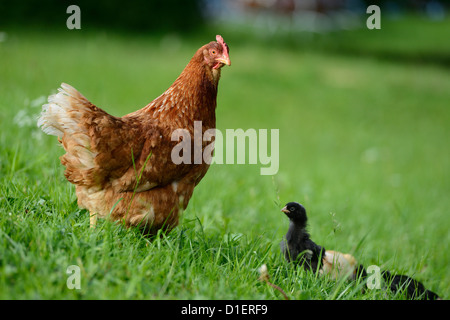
[216,35,229,57]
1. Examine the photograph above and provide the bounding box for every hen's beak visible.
[281,206,289,214]
[216,56,231,67]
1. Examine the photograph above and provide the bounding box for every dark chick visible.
[281,202,440,299]
[280,202,325,273]
[383,271,440,300]
[281,202,363,280]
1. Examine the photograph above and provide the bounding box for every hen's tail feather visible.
[37,83,92,138]
[38,83,98,183]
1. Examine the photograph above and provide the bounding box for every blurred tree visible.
[0,0,205,33]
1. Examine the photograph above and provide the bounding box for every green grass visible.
[0,16,449,299]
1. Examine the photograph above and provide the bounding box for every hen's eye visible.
[211,49,216,55]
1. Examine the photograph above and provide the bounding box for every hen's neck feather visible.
[135,48,219,126]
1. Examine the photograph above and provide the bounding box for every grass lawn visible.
[0,16,449,299]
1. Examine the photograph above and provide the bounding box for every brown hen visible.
[38,35,231,235]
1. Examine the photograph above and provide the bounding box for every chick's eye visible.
[290,207,295,212]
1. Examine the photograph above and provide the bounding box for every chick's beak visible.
[281,206,289,214]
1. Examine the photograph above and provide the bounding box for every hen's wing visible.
[38,83,162,191]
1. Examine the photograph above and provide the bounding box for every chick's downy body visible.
[280,202,441,299]
[281,202,360,280]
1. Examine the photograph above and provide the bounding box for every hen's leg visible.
[90,212,97,228]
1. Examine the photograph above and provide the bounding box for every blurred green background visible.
[0,0,449,299]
